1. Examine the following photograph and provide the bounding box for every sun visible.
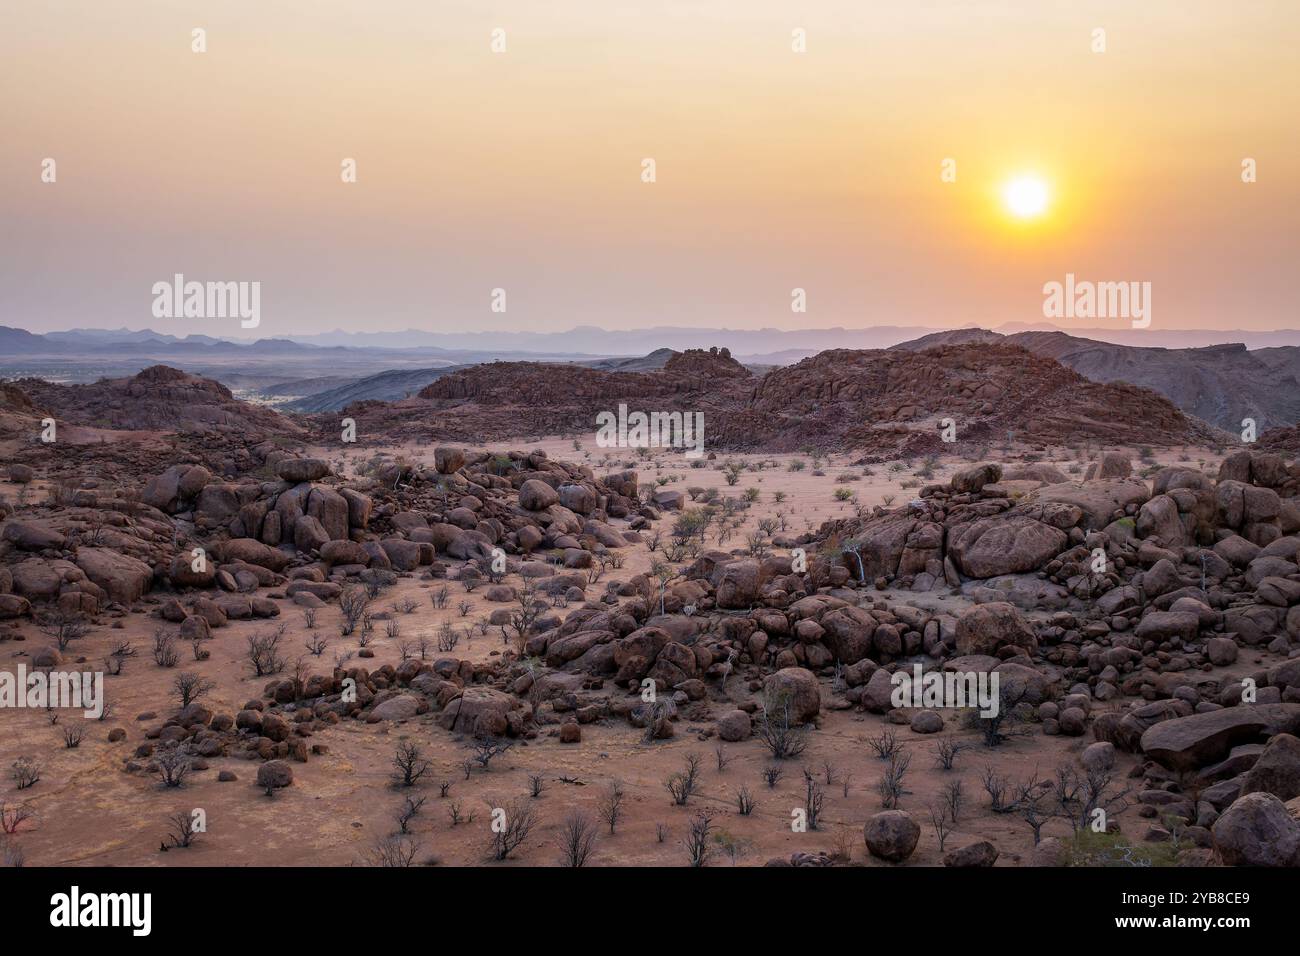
[1002,175,1050,219]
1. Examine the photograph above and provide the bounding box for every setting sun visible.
[1002,175,1051,219]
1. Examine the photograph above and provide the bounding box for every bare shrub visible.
[246,626,286,677]
[395,795,426,834]
[488,798,540,861]
[152,629,179,668]
[934,737,972,770]
[468,737,513,771]
[10,758,40,790]
[684,810,715,867]
[339,587,370,636]
[735,785,756,816]
[803,768,825,829]
[868,727,902,760]
[877,749,911,809]
[369,834,420,867]
[554,811,598,867]
[0,802,33,835]
[165,811,199,849]
[392,742,430,787]
[38,609,88,651]
[665,752,703,806]
[172,671,215,709]
[596,780,625,834]
[155,746,192,788]
[753,691,808,760]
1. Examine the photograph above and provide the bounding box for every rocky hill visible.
[894,329,1300,432]
[13,365,304,441]
[319,342,1221,455]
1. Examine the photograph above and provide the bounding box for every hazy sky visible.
[1,0,1296,337]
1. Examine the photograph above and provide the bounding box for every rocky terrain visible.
[2,353,1299,870]
[896,328,1300,433]
[322,343,1222,457]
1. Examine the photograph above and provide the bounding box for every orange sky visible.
[1,0,1296,336]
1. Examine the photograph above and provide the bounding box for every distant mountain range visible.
[3,322,1299,431]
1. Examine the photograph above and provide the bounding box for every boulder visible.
[1211,792,1300,866]
[954,602,1037,657]
[864,810,920,862]
[434,447,466,474]
[762,667,821,725]
[717,710,751,742]
[1139,704,1300,772]
[948,516,1067,578]
[950,463,1001,493]
[74,548,152,604]
[220,538,290,572]
[942,840,998,867]
[1240,733,1300,802]
[256,760,294,791]
[276,458,331,483]
[518,479,559,511]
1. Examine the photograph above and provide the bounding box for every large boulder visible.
[307,486,350,541]
[434,447,465,474]
[1139,704,1300,772]
[948,516,1067,578]
[518,479,559,512]
[954,602,1037,657]
[220,538,290,572]
[864,810,920,862]
[74,548,152,604]
[950,463,1001,494]
[819,607,878,665]
[1035,478,1150,530]
[715,560,768,610]
[762,667,821,725]
[276,458,331,483]
[1240,733,1300,802]
[1211,792,1300,867]
[437,687,518,736]
[1,520,64,551]
[169,552,217,589]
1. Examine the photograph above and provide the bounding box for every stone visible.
[1211,792,1300,866]
[864,810,920,862]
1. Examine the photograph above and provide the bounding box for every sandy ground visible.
[0,439,1248,867]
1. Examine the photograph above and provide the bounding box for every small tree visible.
[684,810,715,867]
[172,672,215,710]
[392,742,430,787]
[488,798,540,861]
[554,811,598,867]
[665,752,703,806]
[38,609,88,651]
[753,690,808,760]
[596,780,625,835]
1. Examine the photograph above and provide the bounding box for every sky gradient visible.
[1,0,1296,337]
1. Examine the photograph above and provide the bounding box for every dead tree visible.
[554,811,598,867]
[392,742,430,787]
[596,780,625,834]
[488,798,540,861]
[665,752,703,806]
[172,671,215,709]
